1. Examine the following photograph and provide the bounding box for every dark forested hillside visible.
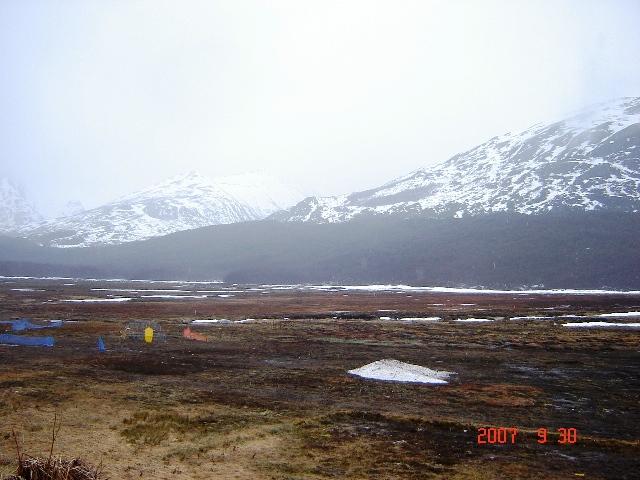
[0,212,638,289]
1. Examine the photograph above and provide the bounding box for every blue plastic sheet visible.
[0,334,55,347]
[0,319,62,331]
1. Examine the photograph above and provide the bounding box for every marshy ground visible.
[1,279,639,479]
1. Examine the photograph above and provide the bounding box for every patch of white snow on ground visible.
[401,317,441,322]
[191,319,255,324]
[455,318,493,323]
[191,319,231,324]
[139,294,209,299]
[92,288,191,293]
[348,359,454,384]
[61,297,132,302]
[511,316,555,321]
[562,322,640,328]
[511,313,640,321]
[197,290,243,293]
[297,284,640,295]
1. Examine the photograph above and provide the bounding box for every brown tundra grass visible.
[1,279,639,479]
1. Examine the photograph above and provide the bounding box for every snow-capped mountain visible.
[19,171,306,247]
[213,172,306,217]
[0,177,43,232]
[272,97,640,223]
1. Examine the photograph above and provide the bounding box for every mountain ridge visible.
[272,97,640,223]
[4,97,640,253]
[15,171,306,247]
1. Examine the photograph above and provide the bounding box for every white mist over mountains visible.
[2,1,639,221]
[0,170,310,246]
[273,97,640,222]
[1,96,639,248]
[0,177,43,229]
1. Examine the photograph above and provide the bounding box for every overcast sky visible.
[1,0,639,217]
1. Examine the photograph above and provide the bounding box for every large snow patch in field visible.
[348,359,454,384]
[562,322,640,328]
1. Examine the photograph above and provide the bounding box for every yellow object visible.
[144,327,153,343]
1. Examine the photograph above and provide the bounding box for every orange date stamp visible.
[477,427,577,444]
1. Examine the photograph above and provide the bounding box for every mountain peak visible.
[149,171,214,190]
[17,171,307,247]
[57,200,85,219]
[0,177,43,231]
[169,170,210,183]
[555,97,640,133]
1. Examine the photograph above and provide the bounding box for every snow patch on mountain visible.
[212,172,308,217]
[273,97,640,223]
[18,171,306,247]
[0,177,43,231]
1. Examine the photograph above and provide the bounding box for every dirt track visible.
[1,279,639,479]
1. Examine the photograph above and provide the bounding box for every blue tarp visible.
[0,319,63,331]
[0,334,55,347]
[98,336,106,351]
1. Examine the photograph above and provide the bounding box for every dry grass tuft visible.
[3,416,103,480]
[5,456,102,480]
